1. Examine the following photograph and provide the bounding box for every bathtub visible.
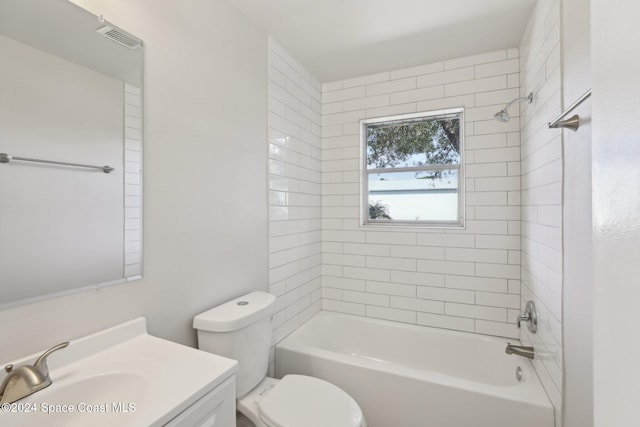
[276,311,554,427]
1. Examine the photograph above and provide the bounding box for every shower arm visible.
[502,93,533,111]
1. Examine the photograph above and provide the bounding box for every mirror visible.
[0,0,144,308]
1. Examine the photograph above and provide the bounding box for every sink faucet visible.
[505,343,535,359]
[0,342,69,404]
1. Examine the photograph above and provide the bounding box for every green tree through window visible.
[363,110,463,225]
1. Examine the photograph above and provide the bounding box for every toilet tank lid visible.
[193,291,276,332]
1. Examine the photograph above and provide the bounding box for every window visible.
[361,108,464,226]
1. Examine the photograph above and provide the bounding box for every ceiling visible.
[229,0,536,82]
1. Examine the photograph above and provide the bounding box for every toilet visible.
[193,291,366,427]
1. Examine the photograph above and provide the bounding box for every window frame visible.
[360,108,465,228]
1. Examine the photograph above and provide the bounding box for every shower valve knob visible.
[516,300,538,334]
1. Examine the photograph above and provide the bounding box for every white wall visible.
[561,0,593,426]
[0,0,269,362]
[267,38,323,367]
[0,35,124,303]
[592,0,640,425]
[519,0,563,422]
[320,50,523,339]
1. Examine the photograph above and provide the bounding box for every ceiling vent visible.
[96,22,142,50]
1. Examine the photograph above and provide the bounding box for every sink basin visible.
[45,371,148,405]
[3,372,148,427]
[0,318,238,427]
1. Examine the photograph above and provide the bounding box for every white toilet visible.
[193,291,366,427]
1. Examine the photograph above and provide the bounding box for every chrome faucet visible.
[505,343,535,359]
[0,342,69,404]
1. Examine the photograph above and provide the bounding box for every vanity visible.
[0,319,238,426]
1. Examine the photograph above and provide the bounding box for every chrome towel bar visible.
[548,89,591,131]
[0,152,114,173]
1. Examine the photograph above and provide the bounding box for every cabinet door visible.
[165,376,236,427]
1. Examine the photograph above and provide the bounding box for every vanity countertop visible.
[0,318,238,426]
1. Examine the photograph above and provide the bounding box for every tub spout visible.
[505,343,534,360]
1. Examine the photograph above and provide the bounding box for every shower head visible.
[493,92,533,122]
[493,109,511,122]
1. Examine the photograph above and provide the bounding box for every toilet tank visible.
[193,291,276,397]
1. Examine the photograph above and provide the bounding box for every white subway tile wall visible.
[268,38,322,374]
[124,83,142,278]
[320,49,522,340]
[519,0,563,423]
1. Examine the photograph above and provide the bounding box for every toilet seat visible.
[258,375,364,427]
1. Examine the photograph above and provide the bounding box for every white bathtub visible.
[276,311,554,427]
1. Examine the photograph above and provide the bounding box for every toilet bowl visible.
[237,375,365,427]
[193,291,366,427]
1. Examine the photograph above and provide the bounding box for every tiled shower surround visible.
[320,49,523,339]
[268,33,563,423]
[268,38,323,355]
[519,0,563,421]
[124,83,142,278]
